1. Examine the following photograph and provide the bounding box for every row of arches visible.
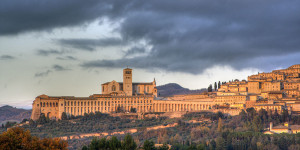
[64,105,153,116]
[40,102,58,107]
[153,103,212,112]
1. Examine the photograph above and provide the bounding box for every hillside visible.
[0,105,31,123]
[157,83,206,97]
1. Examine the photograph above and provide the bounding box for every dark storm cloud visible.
[2,0,300,73]
[56,37,125,51]
[35,70,51,77]
[53,65,70,71]
[36,49,66,56]
[0,55,15,60]
[0,0,114,35]
[81,0,300,73]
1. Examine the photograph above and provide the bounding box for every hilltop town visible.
[31,64,300,121]
[2,64,300,150]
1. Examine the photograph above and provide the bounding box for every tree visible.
[197,144,205,150]
[99,137,108,149]
[0,127,68,150]
[37,113,48,124]
[122,134,137,150]
[4,121,16,128]
[89,137,101,150]
[109,136,121,150]
[21,119,28,123]
[143,140,156,150]
[218,81,221,89]
[216,137,226,150]
[130,107,137,113]
[158,143,169,150]
[208,84,213,92]
[116,106,123,113]
[61,112,68,120]
[252,116,263,132]
[209,140,216,150]
[82,145,88,150]
[217,118,223,132]
[214,82,217,91]
[278,136,288,150]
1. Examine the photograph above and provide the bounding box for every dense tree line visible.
[82,134,170,150]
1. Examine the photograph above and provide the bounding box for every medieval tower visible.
[123,68,133,96]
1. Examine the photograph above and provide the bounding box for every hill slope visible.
[0,105,31,123]
[157,83,206,97]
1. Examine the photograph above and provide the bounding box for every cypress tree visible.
[214,82,217,91]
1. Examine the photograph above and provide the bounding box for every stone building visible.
[214,64,300,112]
[31,68,213,120]
[264,122,300,134]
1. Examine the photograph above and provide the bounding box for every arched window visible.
[112,85,116,91]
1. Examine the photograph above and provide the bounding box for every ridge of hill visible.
[157,83,206,97]
[0,105,31,123]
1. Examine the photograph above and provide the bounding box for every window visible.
[112,85,116,91]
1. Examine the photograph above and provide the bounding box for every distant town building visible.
[264,122,300,134]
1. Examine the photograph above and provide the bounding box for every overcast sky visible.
[1,0,299,108]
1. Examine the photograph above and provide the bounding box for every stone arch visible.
[47,112,51,118]
[112,85,116,91]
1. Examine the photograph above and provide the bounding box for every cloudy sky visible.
[1,0,300,108]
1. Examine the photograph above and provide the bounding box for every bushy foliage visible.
[82,134,136,150]
[0,127,68,150]
[21,112,169,138]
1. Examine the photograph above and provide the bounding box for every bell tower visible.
[123,68,133,96]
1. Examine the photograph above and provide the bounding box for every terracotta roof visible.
[102,82,152,85]
[255,104,281,106]
[269,91,283,94]
[290,125,300,130]
[272,125,289,129]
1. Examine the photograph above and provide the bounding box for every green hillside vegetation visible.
[17,112,174,138]
[79,109,300,150]
[2,108,300,149]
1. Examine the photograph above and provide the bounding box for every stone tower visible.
[123,68,133,96]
